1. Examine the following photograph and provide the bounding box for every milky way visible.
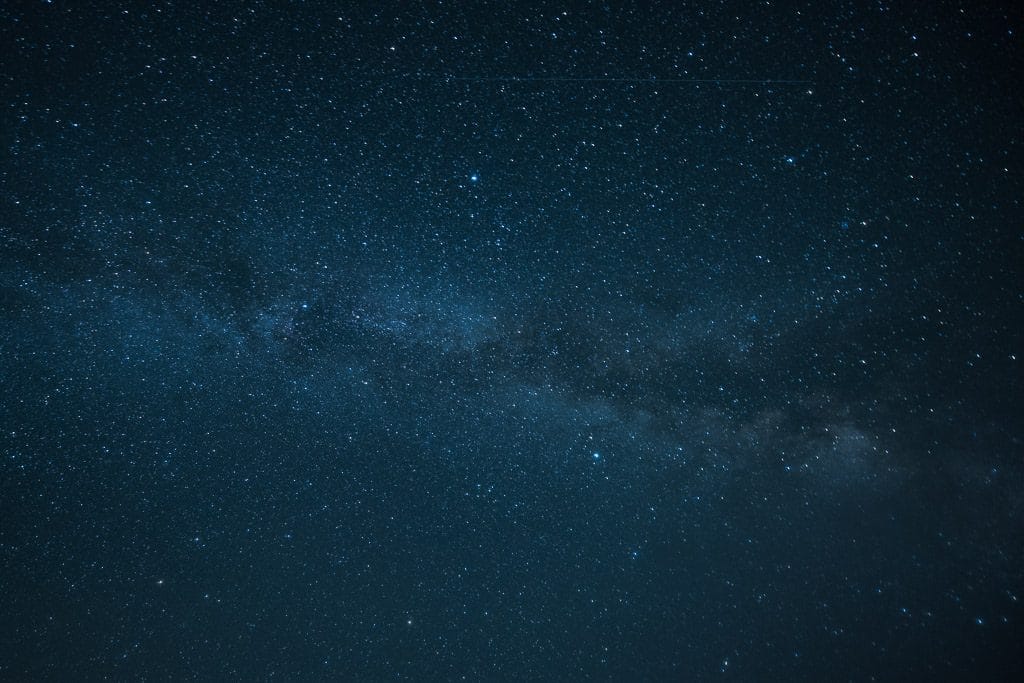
[2,2,1022,679]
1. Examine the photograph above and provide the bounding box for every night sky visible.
[2,1,1022,680]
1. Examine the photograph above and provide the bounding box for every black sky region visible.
[1,1,1022,680]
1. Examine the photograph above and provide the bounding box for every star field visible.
[1,1,1022,680]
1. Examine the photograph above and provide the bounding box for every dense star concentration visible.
[1,1,1022,679]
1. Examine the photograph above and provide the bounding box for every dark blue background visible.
[2,1,1021,679]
